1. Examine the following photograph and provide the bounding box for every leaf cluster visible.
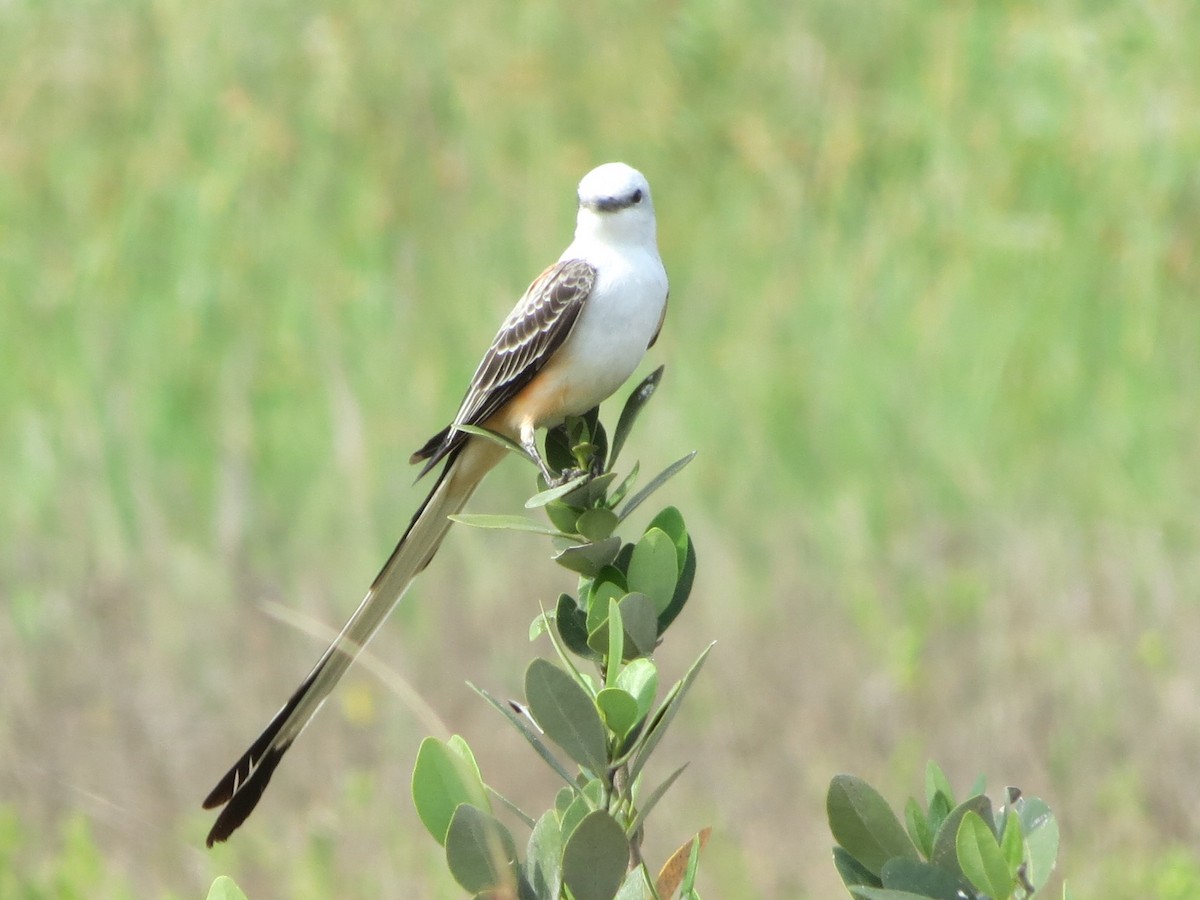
[828,762,1066,900]
[414,369,709,899]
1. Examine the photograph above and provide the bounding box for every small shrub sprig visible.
[411,367,710,900]
[828,761,1065,900]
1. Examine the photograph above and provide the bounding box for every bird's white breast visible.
[551,242,668,419]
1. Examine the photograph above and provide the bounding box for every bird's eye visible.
[631,189,644,204]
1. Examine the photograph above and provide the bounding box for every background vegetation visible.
[2,0,1199,896]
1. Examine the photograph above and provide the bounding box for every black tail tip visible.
[202,744,289,848]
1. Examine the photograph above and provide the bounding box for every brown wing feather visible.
[411,259,596,477]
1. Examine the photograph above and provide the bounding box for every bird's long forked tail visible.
[202,438,503,846]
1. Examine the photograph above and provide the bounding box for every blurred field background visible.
[3,0,1200,896]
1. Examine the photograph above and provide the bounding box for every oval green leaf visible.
[553,536,622,577]
[628,528,678,615]
[524,810,563,900]
[931,795,992,876]
[525,658,607,774]
[560,792,592,845]
[903,797,933,859]
[618,591,659,657]
[577,507,619,542]
[645,506,688,569]
[525,473,591,509]
[561,810,629,900]
[615,658,658,720]
[1017,797,1059,890]
[880,857,970,899]
[833,847,881,889]
[545,500,583,535]
[586,580,625,637]
[444,804,518,894]
[827,774,919,877]
[412,736,491,846]
[596,687,640,738]
[998,809,1024,871]
[656,535,696,634]
[555,593,598,660]
[956,810,1013,898]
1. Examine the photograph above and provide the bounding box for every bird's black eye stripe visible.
[632,189,644,203]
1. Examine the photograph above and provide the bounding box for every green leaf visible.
[608,461,640,509]
[931,795,993,877]
[555,786,574,818]
[921,792,950,849]
[559,792,592,846]
[524,810,563,900]
[656,534,696,634]
[444,804,518,894]
[596,687,640,738]
[456,423,530,458]
[450,513,569,536]
[577,508,619,542]
[554,536,623,577]
[644,506,688,569]
[593,563,629,593]
[447,735,485,785]
[411,736,491,846]
[627,763,688,837]
[681,830,703,895]
[926,790,952,843]
[617,451,697,522]
[586,581,626,648]
[544,499,583,535]
[609,365,664,468]
[627,643,714,780]
[206,876,249,900]
[574,407,608,470]
[606,597,624,683]
[471,685,581,790]
[880,857,970,899]
[903,797,932,859]
[561,810,631,900]
[925,761,955,809]
[998,809,1024,872]
[628,528,679,615]
[956,811,1013,898]
[562,471,618,508]
[525,473,591,509]
[616,658,658,721]
[545,419,579,473]
[833,846,881,889]
[555,593,599,660]
[617,592,659,658]
[849,889,941,900]
[827,775,920,877]
[1017,797,1059,891]
[525,658,608,775]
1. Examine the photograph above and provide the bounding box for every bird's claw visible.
[546,466,586,488]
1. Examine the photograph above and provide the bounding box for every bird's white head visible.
[574,162,657,247]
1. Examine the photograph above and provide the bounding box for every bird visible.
[202,162,669,846]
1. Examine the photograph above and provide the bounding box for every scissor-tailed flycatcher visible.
[203,162,669,846]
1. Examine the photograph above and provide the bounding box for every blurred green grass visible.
[3,0,1200,896]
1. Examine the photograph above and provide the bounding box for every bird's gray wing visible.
[411,258,597,476]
